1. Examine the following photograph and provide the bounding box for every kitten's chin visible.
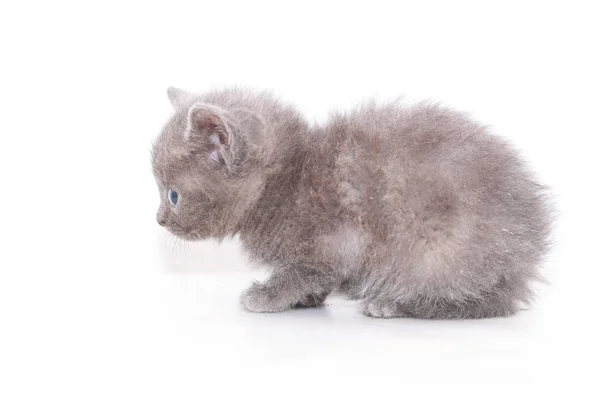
[173,230,208,242]
[183,233,206,242]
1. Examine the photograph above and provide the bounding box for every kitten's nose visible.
[157,214,166,226]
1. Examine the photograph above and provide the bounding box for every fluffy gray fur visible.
[152,87,553,319]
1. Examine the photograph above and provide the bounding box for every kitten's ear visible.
[186,103,235,167]
[167,87,193,109]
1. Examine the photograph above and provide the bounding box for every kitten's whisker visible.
[184,240,191,258]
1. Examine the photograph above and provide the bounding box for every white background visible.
[1,1,598,399]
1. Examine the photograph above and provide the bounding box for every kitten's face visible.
[152,88,265,240]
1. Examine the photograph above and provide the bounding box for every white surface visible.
[1,1,598,399]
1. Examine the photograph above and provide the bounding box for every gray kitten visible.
[152,87,552,319]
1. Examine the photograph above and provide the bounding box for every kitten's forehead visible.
[152,110,189,179]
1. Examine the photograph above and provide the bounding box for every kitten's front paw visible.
[240,283,290,313]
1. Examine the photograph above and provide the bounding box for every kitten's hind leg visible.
[240,264,334,313]
[361,299,413,319]
[362,293,518,319]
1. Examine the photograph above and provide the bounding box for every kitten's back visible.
[310,101,552,310]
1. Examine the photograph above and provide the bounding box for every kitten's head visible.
[152,87,269,240]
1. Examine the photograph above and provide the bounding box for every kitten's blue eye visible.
[168,189,179,206]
